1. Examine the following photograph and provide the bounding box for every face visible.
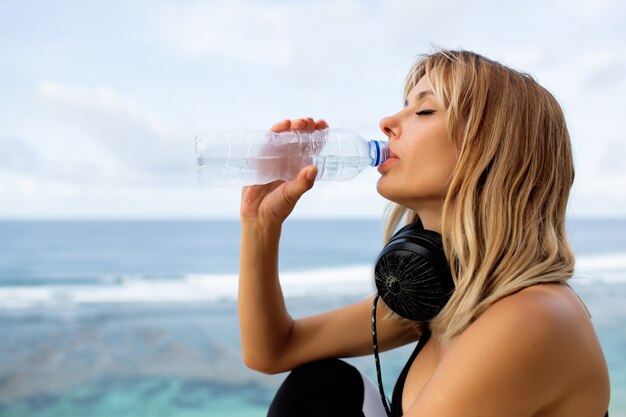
[377,75,458,212]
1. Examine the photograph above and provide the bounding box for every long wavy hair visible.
[382,49,578,346]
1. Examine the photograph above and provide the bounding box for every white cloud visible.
[37,81,194,184]
[151,1,295,67]
[0,0,624,218]
[0,135,40,173]
[147,0,413,92]
[551,0,624,22]
[0,173,227,219]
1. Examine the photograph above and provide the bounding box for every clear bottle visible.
[195,128,389,187]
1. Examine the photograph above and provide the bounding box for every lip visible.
[377,156,399,173]
[377,146,399,173]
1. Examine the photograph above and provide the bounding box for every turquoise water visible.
[0,377,270,417]
[0,219,624,416]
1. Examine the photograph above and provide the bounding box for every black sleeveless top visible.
[390,327,608,417]
[391,327,431,416]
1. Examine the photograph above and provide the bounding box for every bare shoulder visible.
[406,283,610,416]
[460,283,587,380]
[453,282,610,412]
[471,283,606,380]
[479,283,586,340]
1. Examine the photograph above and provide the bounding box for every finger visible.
[291,118,317,131]
[303,118,316,131]
[290,118,308,131]
[305,164,317,181]
[293,118,316,131]
[271,119,291,132]
[283,165,317,203]
[315,119,329,130]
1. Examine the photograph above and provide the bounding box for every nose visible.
[379,114,399,140]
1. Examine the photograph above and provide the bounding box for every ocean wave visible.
[569,252,626,285]
[1,252,625,309]
[575,252,626,272]
[0,266,377,309]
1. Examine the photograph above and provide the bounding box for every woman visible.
[238,49,611,416]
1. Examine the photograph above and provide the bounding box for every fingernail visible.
[306,167,316,181]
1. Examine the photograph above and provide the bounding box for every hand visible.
[240,117,329,225]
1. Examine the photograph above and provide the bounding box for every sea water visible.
[0,219,625,416]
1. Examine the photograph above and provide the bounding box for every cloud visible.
[1,0,625,218]
[150,1,296,67]
[599,139,626,176]
[147,0,398,81]
[37,81,194,184]
[0,135,40,173]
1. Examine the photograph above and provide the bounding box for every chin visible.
[375,177,390,199]
[376,177,439,210]
[376,177,407,206]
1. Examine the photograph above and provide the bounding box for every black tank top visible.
[390,328,608,417]
[391,327,431,416]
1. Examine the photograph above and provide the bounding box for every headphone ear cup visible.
[374,224,454,322]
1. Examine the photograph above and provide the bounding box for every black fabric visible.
[267,358,365,417]
[390,327,431,417]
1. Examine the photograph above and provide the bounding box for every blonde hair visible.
[382,49,577,346]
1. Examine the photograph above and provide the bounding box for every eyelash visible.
[415,110,436,116]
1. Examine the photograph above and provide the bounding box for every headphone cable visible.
[372,294,393,417]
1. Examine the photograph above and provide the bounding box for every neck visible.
[410,201,444,234]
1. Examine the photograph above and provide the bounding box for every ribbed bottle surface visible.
[195,128,387,187]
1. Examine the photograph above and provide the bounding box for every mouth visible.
[378,151,399,173]
[387,147,399,160]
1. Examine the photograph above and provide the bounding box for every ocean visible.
[0,219,624,416]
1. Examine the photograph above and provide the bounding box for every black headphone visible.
[371,219,455,416]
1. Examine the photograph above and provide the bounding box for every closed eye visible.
[415,110,436,116]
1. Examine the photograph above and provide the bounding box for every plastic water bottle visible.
[195,128,389,187]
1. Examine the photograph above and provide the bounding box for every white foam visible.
[2,253,626,310]
[575,252,626,272]
[571,252,626,285]
[0,266,376,309]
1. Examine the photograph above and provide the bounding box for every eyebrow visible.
[404,90,434,107]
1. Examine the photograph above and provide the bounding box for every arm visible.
[238,117,321,373]
[238,218,294,373]
[239,118,423,374]
[240,224,421,373]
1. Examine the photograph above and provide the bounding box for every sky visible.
[0,0,624,219]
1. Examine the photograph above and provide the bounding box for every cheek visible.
[425,142,457,191]
[409,130,456,174]
[400,136,457,195]
[376,125,457,202]
[425,126,457,172]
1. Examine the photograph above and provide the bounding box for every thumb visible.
[282,165,317,205]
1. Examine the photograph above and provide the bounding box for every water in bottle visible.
[195,128,389,187]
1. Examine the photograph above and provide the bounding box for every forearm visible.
[238,218,294,372]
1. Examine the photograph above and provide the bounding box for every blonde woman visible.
[238,49,611,416]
